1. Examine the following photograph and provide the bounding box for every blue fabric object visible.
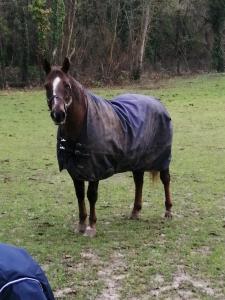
[0,243,55,300]
[57,93,173,181]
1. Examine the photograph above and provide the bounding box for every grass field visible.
[0,74,225,299]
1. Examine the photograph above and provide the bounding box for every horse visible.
[43,58,173,237]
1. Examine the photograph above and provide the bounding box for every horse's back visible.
[110,93,171,135]
[108,93,172,172]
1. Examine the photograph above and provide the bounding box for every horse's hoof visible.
[77,223,87,234]
[83,226,96,238]
[130,212,140,220]
[164,211,172,219]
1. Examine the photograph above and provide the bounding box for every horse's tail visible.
[149,170,159,183]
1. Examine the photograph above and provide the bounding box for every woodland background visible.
[0,0,225,87]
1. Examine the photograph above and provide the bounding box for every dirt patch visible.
[97,252,126,300]
[65,250,102,274]
[54,287,77,298]
[80,250,100,262]
[54,250,126,299]
[78,250,102,270]
[54,250,101,299]
[191,246,212,256]
[150,266,217,299]
[154,274,164,284]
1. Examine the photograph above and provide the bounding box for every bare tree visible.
[131,1,151,80]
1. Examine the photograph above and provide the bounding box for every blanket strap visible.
[58,137,90,159]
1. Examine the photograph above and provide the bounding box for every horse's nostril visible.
[51,110,66,124]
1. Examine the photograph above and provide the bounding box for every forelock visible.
[47,68,65,81]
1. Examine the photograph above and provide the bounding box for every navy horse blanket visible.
[0,243,55,300]
[57,93,173,181]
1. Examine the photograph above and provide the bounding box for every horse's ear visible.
[43,59,51,75]
[61,57,70,73]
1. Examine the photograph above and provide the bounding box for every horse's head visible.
[43,58,72,125]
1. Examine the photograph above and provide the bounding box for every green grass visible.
[0,74,225,299]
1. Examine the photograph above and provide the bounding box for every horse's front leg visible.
[85,181,99,237]
[160,169,172,218]
[70,174,87,233]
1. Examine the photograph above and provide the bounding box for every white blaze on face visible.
[52,76,61,96]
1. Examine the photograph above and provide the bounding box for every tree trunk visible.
[212,31,224,72]
[66,0,77,59]
[108,2,120,72]
[132,3,150,80]
[21,7,29,85]
[208,0,225,72]
[175,0,182,75]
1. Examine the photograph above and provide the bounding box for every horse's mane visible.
[69,75,87,105]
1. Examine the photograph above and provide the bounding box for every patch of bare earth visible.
[97,252,126,300]
[191,246,212,256]
[53,250,127,299]
[150,266,221,299]
[54,287,77,299]
[54,250,100,299]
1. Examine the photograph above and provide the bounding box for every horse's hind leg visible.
[85,181,99,237]
[160,169,172,218]
[71,176,87,233]
[130,171,144,219]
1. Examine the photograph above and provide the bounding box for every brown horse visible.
[43,58,173,237]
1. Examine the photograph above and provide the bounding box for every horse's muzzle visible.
[51,110,66,125]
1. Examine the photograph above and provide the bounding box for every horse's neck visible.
[61,78,87,141]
